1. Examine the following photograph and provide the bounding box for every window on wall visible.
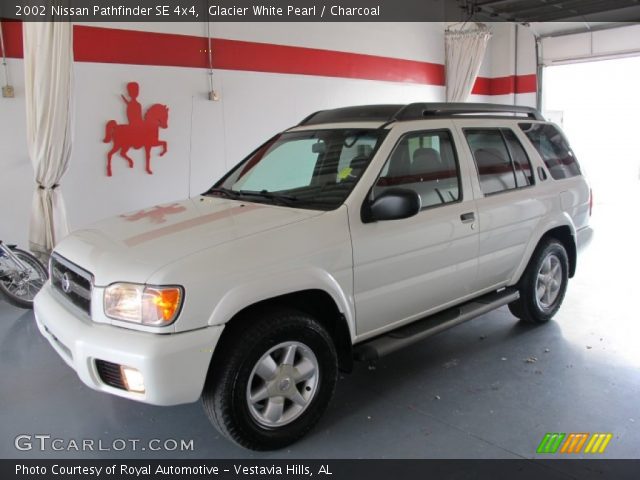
[519,123,581,180]
[465,129,534,195]
[373,130,461,209]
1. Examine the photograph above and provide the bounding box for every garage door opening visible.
[542,56,640,369]
[542,56,640,209]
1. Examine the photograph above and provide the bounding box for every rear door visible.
[454,120,545,292]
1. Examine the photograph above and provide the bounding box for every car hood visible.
[54,196,323,285]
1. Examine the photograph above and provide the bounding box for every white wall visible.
[0,59,32,247]
[469,23,537,107]
[0,22,447,247]
[0,21,541,247]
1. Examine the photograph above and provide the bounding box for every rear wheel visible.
[509,239,569,324]
[0,249,48,309]
[202,308,338,450]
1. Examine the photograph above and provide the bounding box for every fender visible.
[508,210,577,285]
[208,267,356,341]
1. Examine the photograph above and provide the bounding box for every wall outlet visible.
[208,90,220,101]
[2,85,14,98]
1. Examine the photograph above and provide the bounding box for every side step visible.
[353,288,520,361]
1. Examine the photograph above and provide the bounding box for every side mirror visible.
[362,188,421,223]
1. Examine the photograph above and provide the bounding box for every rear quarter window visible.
[519,123,581,180]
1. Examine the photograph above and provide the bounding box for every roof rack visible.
[298,102,544,126]
[393,103,544,121]
[298,105,404,126]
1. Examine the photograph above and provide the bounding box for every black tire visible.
[0,249,48,309]
[509,239,569,324]
[201,308,338,450]
[507,300,523,319]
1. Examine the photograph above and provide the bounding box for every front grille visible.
[95,359,126,390]
[50,254,93,316]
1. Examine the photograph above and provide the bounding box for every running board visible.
[354,288,520,361]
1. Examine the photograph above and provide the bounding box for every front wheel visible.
[0,249,48,309]
[509,239,569,324]
[201,309,338,450]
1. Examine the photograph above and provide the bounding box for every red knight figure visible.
[121,82,143,128]
[103,82,169,177]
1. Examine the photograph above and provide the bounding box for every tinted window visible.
[213,129,386,210]
[238,139,318,192]
[519,123,581,180]
[374,130,460,209]
[465,129,535,194]
[465,130,516,194]
[503,129,533,187]
[336,135,380,182]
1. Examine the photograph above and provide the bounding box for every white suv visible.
[34,103,592,450]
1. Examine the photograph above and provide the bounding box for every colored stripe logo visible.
[537,433,613,454]
[584,433,613,454]
[537,433,566,453]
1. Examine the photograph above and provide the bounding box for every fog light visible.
[120,366,145,393]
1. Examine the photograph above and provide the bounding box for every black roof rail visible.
[297,102,544,126]
[394,102,545,121]
[298,105,404,126]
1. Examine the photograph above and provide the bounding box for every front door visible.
[350,123,479,337]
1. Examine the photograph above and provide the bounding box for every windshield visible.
[206,129,387,210]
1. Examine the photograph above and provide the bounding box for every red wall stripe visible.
[3,22,536,95]
[0,21,23,58]
[472,73,537,95]
[74,25,445,86]
[515,74,538,94]
[74,25,210,68]
[214,37,445,85]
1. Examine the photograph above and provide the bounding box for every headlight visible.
[104,283,183,326]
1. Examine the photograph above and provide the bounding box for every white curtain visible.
[23,22,74,257]
[445,23,492,102]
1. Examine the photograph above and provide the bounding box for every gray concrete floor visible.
[1,198,639,460]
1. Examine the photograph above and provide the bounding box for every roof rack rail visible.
[392,102,544,121]
[297,102,545,127]
[298,105,404,126]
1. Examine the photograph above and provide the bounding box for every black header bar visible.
[1,0,639,22]
[3,459,640,480]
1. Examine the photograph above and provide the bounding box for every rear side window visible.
[519,123,581,180]
[465,129,533,195]
[503,129,533,187]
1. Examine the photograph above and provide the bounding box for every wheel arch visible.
[511,218,578,285]
[540,226,577,278]
[209,285,354,374]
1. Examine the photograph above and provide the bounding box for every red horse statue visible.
[103,82,169,177]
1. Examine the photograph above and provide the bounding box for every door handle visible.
[460,212,475,224]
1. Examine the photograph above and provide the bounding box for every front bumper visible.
[34,283,224,406]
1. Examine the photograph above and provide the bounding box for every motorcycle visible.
[0,241,48,309]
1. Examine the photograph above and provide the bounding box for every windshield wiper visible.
[204,187,240,198]
[236,190,298,206]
